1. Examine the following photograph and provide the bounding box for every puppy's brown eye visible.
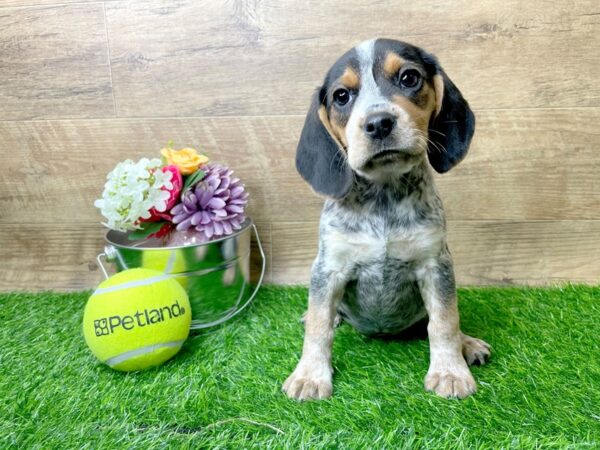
[399,69,421,89]
[333,88,350,106]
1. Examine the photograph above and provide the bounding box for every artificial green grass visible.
[1,285,599,449]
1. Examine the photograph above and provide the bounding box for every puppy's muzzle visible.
[364,112,396,140]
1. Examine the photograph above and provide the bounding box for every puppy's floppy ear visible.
[295,88,352,199]
[427,66,475,173]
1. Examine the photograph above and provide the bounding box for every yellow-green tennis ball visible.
[83,268,191,372]
[141,250,188,289]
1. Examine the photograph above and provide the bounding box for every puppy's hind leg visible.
[283,263,345,401]
[462,333,491,366]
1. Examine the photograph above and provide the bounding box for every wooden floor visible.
[1,0,599,290]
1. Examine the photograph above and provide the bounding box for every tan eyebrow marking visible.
[340,67,360,90]
[383,52,405,77]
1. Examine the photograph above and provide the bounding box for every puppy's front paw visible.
[425,363,476,399]
[282,359,332,401]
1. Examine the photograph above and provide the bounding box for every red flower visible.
[145,165,183,222]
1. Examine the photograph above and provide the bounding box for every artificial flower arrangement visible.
[94,144,248,246]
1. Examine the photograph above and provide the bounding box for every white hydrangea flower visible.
[94,158,174,231]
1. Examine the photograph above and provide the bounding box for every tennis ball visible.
[141,250,189,289]
[83,268,191,372]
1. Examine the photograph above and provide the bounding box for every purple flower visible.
[170,164,248,242]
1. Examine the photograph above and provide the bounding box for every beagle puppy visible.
[283,38,490,401]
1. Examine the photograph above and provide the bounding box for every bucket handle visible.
[198,222,267,328]
[96,244,122,279]
[95,223,267,322]
[96,251,110,279]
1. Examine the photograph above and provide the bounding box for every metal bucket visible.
[96,218,265,330]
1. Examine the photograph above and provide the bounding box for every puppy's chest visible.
[323,202,445,269]
[327,223,443,268]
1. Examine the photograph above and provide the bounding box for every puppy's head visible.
[296,38,475,198]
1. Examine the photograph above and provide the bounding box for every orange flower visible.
[160,147,209,175]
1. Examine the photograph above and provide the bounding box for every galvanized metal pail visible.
[96,218,265,330]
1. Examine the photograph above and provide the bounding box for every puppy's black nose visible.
[364,113,396,140]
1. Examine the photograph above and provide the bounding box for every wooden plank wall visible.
[1,0,599,290]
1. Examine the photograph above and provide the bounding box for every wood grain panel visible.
[1,1,117,7]
[439,108,600,220]
[0,222,272,291]
[0,4,114,120]
[272,221,600,286]
[271,222,317,285]
[106,0,600,117]
[1,108,598,225]
[0,116,302,225]
[0,0,598,290]
[3,219,597,290]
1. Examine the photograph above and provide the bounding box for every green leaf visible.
[182,169,205,193]
[128,222,165,241]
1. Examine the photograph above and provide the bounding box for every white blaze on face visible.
[346,40,385,169]
[345,39,420,175]
[351,40,387,122]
